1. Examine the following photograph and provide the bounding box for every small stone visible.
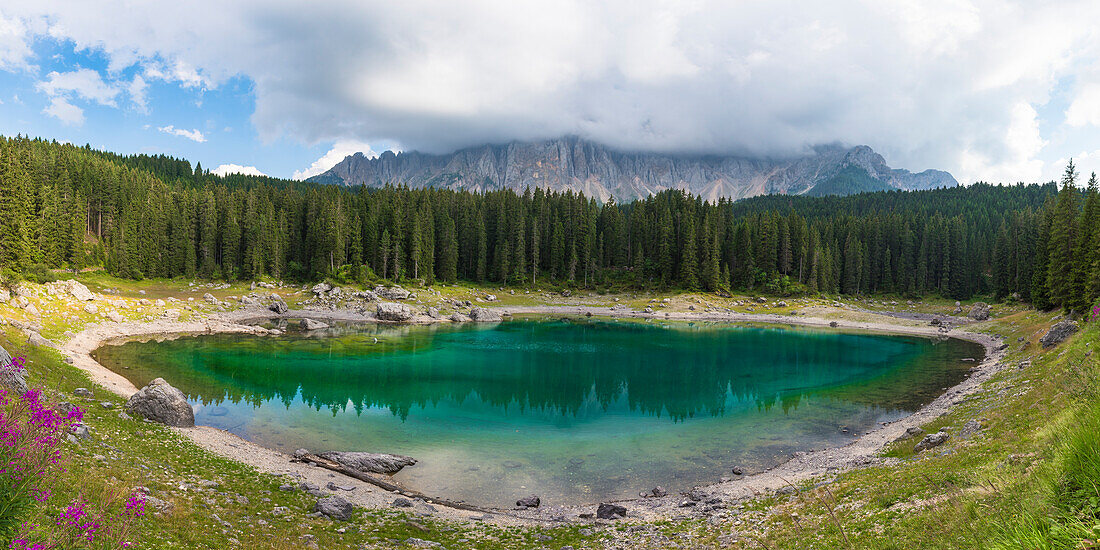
[73,388,93,399]
[914,431,950,452]
[596,503,627,519]
[313,496,353,521]
[392,497,414,508]
[516,495,540,508]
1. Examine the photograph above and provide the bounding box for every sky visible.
[1,1,1099,185]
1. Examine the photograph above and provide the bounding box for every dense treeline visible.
[1,135,1098,311]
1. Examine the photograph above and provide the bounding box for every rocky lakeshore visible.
[48,285,1006,527]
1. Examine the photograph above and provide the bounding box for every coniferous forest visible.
[1,135,1099,312]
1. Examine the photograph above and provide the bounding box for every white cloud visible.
[212,163,265,177]
[42,96,83,125]
[36,68,120,106]
[959,102,1046,183]
[4,1,1100,182]
[0,9,33,70]
[128,74,148,113]
[1066,83,1100,128]
[293,140,380,181]
[157,125,206,143]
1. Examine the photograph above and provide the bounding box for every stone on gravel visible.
[313,496,354,521]
[125,378,195,427]
[596,503,627,519]
[469,307,502,322]
[650,486,667,498]
[968,302,991,321]
[392,497,414,508]
[376,302,413,322]
[914,431,950,452]
[516,495,540,508]
[301,318,329,330]
[318,451,417,474]
[1040,320,1079,348]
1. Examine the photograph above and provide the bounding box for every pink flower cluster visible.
[0,352,145,548]
[1091,304,1100,322]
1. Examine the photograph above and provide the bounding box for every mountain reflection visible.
[95,320,978,422]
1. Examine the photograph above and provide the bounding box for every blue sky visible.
[2,1,1100,184]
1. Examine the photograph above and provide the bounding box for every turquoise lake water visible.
[92,318,982,507]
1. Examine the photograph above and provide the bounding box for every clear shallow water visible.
[92,318,981,507]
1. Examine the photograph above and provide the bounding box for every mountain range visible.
[310,136,957,201]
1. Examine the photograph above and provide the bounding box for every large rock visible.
[311,282,332,296]
[968,302,991,321]
[449,312,471,323]
[376,302,413,322]
[0,344,28,394]
[67,280,95,301]
[202,293,217,304]
[373,285,411,300]
[1040,320,1079,348]
[106,311,124,323]
[301,318,330,330]
[25,331,52,348]
[596,503,627,519]
[313,495,354,521]
[469,307,502,322]
[913,431,950,453]
[516,495,540,508]
[317,451,417,475]
[269,299,289,315]
[125,378,195,427]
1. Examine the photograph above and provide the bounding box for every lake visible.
[92,318,982,507]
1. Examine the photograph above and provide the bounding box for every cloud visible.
[0,10,33,70]
[37,68,120,106]
[128,74,148,113]
[42,96,83,125]
[293,140,379,180]
[157,125,206,143]
[4,1,1100,182]
[1066,84,1100,128]
[959,102,1047,184]
[212,163,265,177]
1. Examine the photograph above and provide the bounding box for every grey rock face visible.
[301,318,329,330]
[376,302,413,322]
[374,285,411,300]
[596,503,627,519]
[469,307,502,322]
[968,302,991,321]
[125,378,195,427]
[0,344,28,394]
[914,431,950,452]
[315,137,958,202]
[1040,320,1079,348]
[317,451,417,475]
[313,496,354,521]
[269,299,289,315]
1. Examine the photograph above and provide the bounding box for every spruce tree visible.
[1047,160,1081,311]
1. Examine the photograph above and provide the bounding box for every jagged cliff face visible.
[313,137,957,202]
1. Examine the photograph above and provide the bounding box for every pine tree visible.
[1047,160,1081,311]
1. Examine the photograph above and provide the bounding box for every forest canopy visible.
[0,136,1098,312]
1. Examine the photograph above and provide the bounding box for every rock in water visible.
[1040,320,1079,348]
[0,344,28,393]
[313,496,354,521]
[301,318,329,330]
[469,307,502,322]
[596,503,627,519]
[376,302,413,322]
[913,431,950,452]
[317,451,417,475]
[516,495,540,508]
[125,378,195,427]
[968,302,991,321]
[449,312,471,323]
